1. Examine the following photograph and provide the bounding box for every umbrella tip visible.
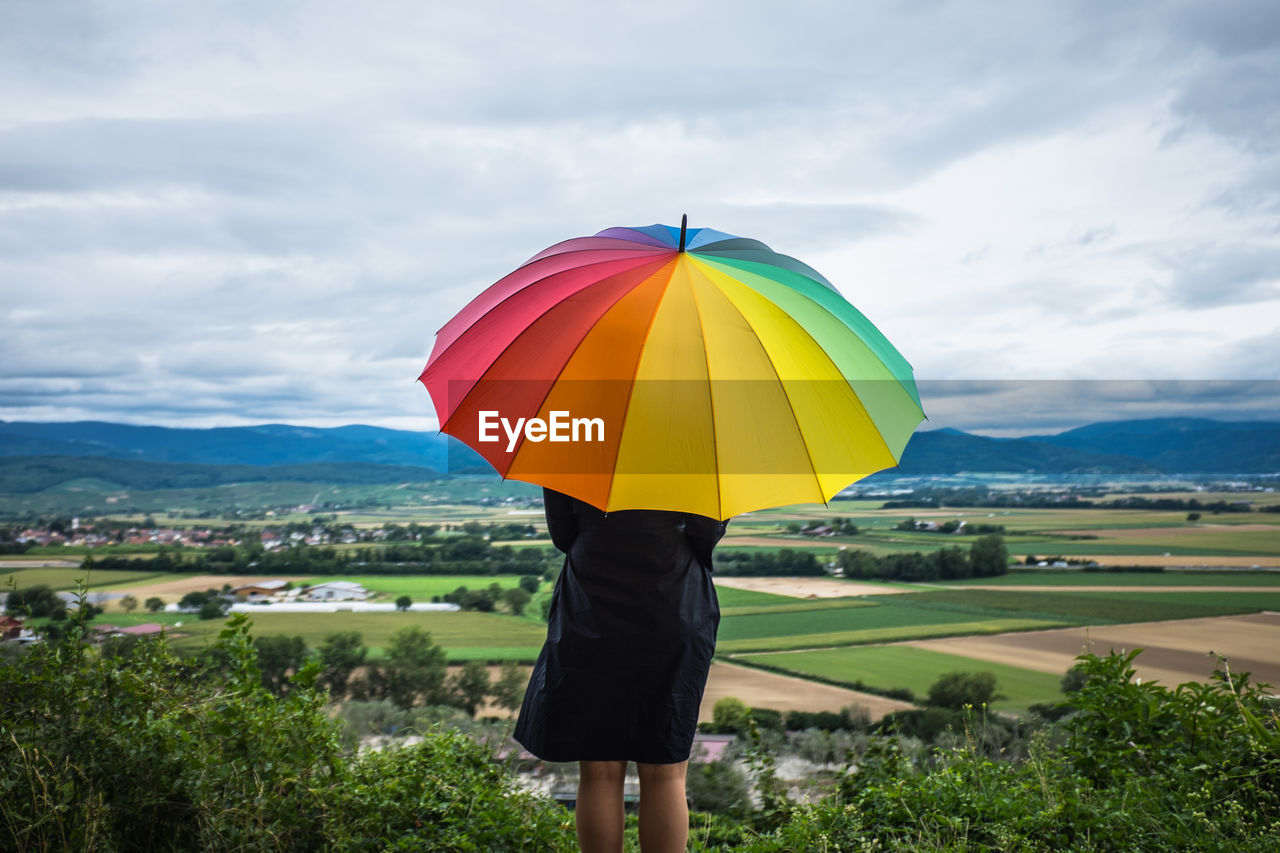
[678,213,688,253]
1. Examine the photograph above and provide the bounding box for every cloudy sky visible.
[2,0,1277,436]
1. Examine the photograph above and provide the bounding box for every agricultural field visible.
[8,490,1280,721]
[165,610,548,662]
[905,612,1280,692]
[950,570,1280,586]
[871,588,1280,624]
[311,574,540,601]
[735,645,1067,713]
[1,565,178,591]
[699,661,915,722]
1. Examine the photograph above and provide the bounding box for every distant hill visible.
[1,417,1277,491]
[1023,417,1280,473]
[0,420,489,471]
[0,456,443,494]
[893,429,1163,475]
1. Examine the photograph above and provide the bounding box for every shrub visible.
[686,760,750,817]
[0,609,577,851]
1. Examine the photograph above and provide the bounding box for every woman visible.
[514,488,728,853]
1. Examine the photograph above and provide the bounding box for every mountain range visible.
[0,417,1277,494]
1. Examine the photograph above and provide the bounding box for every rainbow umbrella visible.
[419,217,924,520]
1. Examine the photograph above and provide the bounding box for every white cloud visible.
[1,0,1277,434]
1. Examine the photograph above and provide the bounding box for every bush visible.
[0,610,577,851]
[738,650,1280,851]
[686,760,751,817]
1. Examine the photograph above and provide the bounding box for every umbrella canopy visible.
[419,218,924,520]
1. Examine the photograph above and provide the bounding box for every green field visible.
[736,645,1067,712]
[950,570,1280,586]
[2,567,180,591]
[715,618,1064,654]
[720,599,876,618]
[316,574,540,600]
[167,610,547,661]
[713,586,800,607]
[883,589,1279,624]
[718,601,996,642]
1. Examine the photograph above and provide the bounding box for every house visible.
[233,579,291,601]
[303,581,369,602]
[689,733,736,764]
[1,615,24,640]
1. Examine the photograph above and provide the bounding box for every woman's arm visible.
[542,488,579,554]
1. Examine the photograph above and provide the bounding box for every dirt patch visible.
[700,661,913,722]
[111,575,311,598]
[904,613,1280,689]
[714,577,910,599]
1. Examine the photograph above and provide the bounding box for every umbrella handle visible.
[678,213,688,253]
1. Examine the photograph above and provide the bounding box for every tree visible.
[369,627,448,710]
[490,661,527,712]
[1061,664,1089,694]
[395,595,412,612]
[145,597,165,613]
[254,635,307,696]
[970,534,1009,577]
[926,671,1001,710]
[5,584,63,617]
[119,594,139,615]
[318,631,368,700]
[685,760,750,817]
[518,575,541,595]
[932,546,971,580]
[501,587,532,616]
[449,661,492,717]
[197,599,229,620]
[711,697,749,734]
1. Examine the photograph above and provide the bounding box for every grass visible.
[166,610,547,661]
[883,588,1278,624]
[720,599,877,618]
[715,618,1064,654]
[736,645,1067,712]
[712,585,800,607]
[718,601,1009,642]
[1063,589,1280,611]
[2,567,179,591]
[313,574,540,600]
[948,570,1280,586]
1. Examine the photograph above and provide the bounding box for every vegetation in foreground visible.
[3,598,1278,851]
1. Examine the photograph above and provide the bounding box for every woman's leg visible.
[577,760,627,853]
[635,761,689,853]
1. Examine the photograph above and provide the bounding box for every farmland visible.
[735,645,1068,713]
[165,610,549,662]
[6,490,1280,716]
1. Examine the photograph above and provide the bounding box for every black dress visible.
[513,488,728,764]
